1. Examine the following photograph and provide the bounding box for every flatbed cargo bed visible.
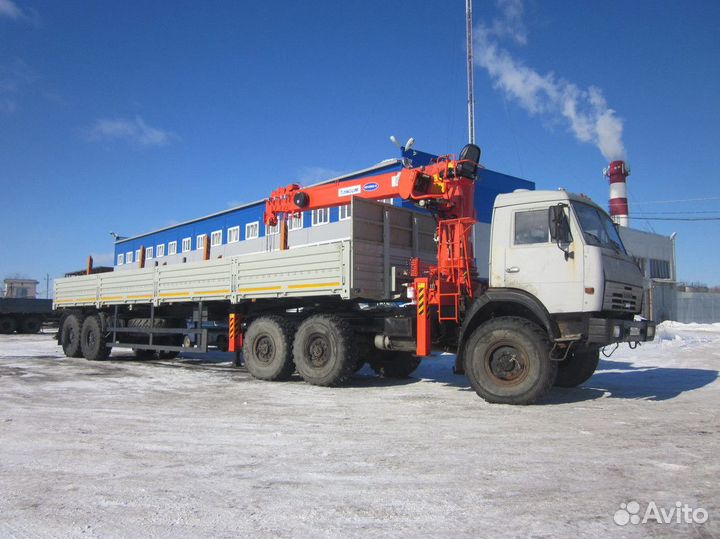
[54,198,436,308]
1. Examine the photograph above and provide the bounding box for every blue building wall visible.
[114,151,534,266]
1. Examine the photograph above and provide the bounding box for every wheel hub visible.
[489,345,525,382]
[255,335,275,364]
[307,335,329,367]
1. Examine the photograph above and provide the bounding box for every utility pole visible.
[466,0,476,145]
[45,273,50,299]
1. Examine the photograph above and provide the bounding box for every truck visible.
[0,297,53,334]
[53,143,655,404]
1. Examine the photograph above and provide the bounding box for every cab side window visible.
[514,209,549,245]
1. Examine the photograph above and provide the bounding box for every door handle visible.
[505,266,520,273]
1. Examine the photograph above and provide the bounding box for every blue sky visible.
[1,0,719,293]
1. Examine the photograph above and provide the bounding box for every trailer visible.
[55,144,655,404]
[0,298,53,334]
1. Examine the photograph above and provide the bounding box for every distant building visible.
[619,228,677,322]
[3,279,39,299]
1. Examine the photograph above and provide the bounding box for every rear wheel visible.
[80,315,110,361]
[61,314,84,358]
[20,317,42,334]
[554,347,600,387]
[464,317,556,405]
[370,351,421,378]
[0,316,17,334]
[243,316,295,381]
[293,315,356,386]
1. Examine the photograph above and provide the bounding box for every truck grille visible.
[603,281,642,313]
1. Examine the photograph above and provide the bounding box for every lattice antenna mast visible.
[466,0,476,144]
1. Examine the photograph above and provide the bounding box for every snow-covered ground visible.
[0,323,717,538]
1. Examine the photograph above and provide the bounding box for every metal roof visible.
[115,158,403,245]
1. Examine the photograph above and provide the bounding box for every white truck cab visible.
[453,189,655,404]
[486,189,654,343]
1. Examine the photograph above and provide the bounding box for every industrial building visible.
[619,227,677,321]
[604,160,677,322]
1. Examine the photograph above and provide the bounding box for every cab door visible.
[501,206,584,313]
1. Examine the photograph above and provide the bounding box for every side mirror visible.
[549,203,573,259]
[549,204,571,242]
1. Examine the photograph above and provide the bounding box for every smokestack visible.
[604,160,630,227]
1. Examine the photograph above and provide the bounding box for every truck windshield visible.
[572,202,627,254]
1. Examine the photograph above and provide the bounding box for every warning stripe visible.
[229,314,237,340]
[417,284,426,316]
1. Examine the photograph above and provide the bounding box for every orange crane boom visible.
[264,144,482,356]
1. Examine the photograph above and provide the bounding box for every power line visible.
[631,216,720,221]
[632,196,720,206]
[631,209,720,215]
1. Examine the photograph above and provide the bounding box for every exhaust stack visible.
[604,160,630,227]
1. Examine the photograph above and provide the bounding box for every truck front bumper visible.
[587,317,656,345]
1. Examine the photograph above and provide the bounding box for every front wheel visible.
[554,347,600,388]
[464,317,556,405]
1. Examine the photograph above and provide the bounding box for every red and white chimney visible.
[604,160,630,227]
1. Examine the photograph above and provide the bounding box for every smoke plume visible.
[475,0,626,161]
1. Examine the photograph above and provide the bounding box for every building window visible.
[266,222,279,236]
[312,208,330,226]
[211,230,222,247]
[146,246,154,260]
[245,221,259,240]
[157,244,165,258]
[168,241,177,255]
[514,209,549,245]
[182,237,191,252]
[338,204,351,221]
[126,251,134,264]
[196,234,206,251]
[288,212,304,231]
[227,226,240,243]
[135,249,141,262]
[117,253,124,265]
[649,258,671,279]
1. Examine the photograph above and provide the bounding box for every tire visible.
[370,351,422,378]
[61,314,84,358]
[134,349,156,360]
[0,316,17,334]
[80,315,111,361]
[554,347,600,388]
[293,315,357,386]
[158,351,180,359]
[20,317,42,334]
[243,316,295,381]
[464,316,556,405]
